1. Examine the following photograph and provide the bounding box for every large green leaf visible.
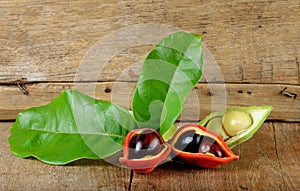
[132,32,203,134]
[8,90,136,165]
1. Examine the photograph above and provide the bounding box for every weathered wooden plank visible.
[0,122,131,191]
[0,0,299,84]
[0,82,299,122]
[129,123,293,190]
[2,121,299,191]
[274,123,300,191]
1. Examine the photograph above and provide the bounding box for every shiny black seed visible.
[128,130,163,159]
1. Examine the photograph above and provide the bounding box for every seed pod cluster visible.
[119,125,239,173]
[119,106,272,173]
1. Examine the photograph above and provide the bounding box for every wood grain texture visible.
[130,123,299,191]
[2,122,297,190]
[0,0,299,84]
[0,122,131,191]
[0,82,299,121]
[1,0,299,190]
[273,123,300,191]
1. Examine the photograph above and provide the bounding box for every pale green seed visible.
[206,117,230,140]
[222,110,252,137]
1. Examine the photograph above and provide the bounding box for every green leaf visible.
[161,124,178,142]
[132,32,203,135]
[8,90,136,165]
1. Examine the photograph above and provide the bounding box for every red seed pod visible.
[119,128,171,174]
[168,124,239,168]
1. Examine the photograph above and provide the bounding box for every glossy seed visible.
[174,130,224,157]
[119,128,172,174]
[199,141,210,153]
[128,131,163,159]
[222,110,252,136]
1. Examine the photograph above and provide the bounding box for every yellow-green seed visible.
[222,110,252,136]
[206,117,230,140]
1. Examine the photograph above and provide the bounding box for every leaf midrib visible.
[158,37,201,125]
[15,127,125,138]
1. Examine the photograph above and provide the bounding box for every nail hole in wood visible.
[105,87,111,93]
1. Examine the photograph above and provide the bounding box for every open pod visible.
[199,106,272,148]
[168,124,239,168]
[119,128,171,174]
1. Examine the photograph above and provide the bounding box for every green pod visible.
[199,106,273,148]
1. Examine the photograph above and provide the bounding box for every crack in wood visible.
[272,123,287,191]
[128,170,133,191]
[296,57,299,80]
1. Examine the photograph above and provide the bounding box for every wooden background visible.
[0,0,299,190]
